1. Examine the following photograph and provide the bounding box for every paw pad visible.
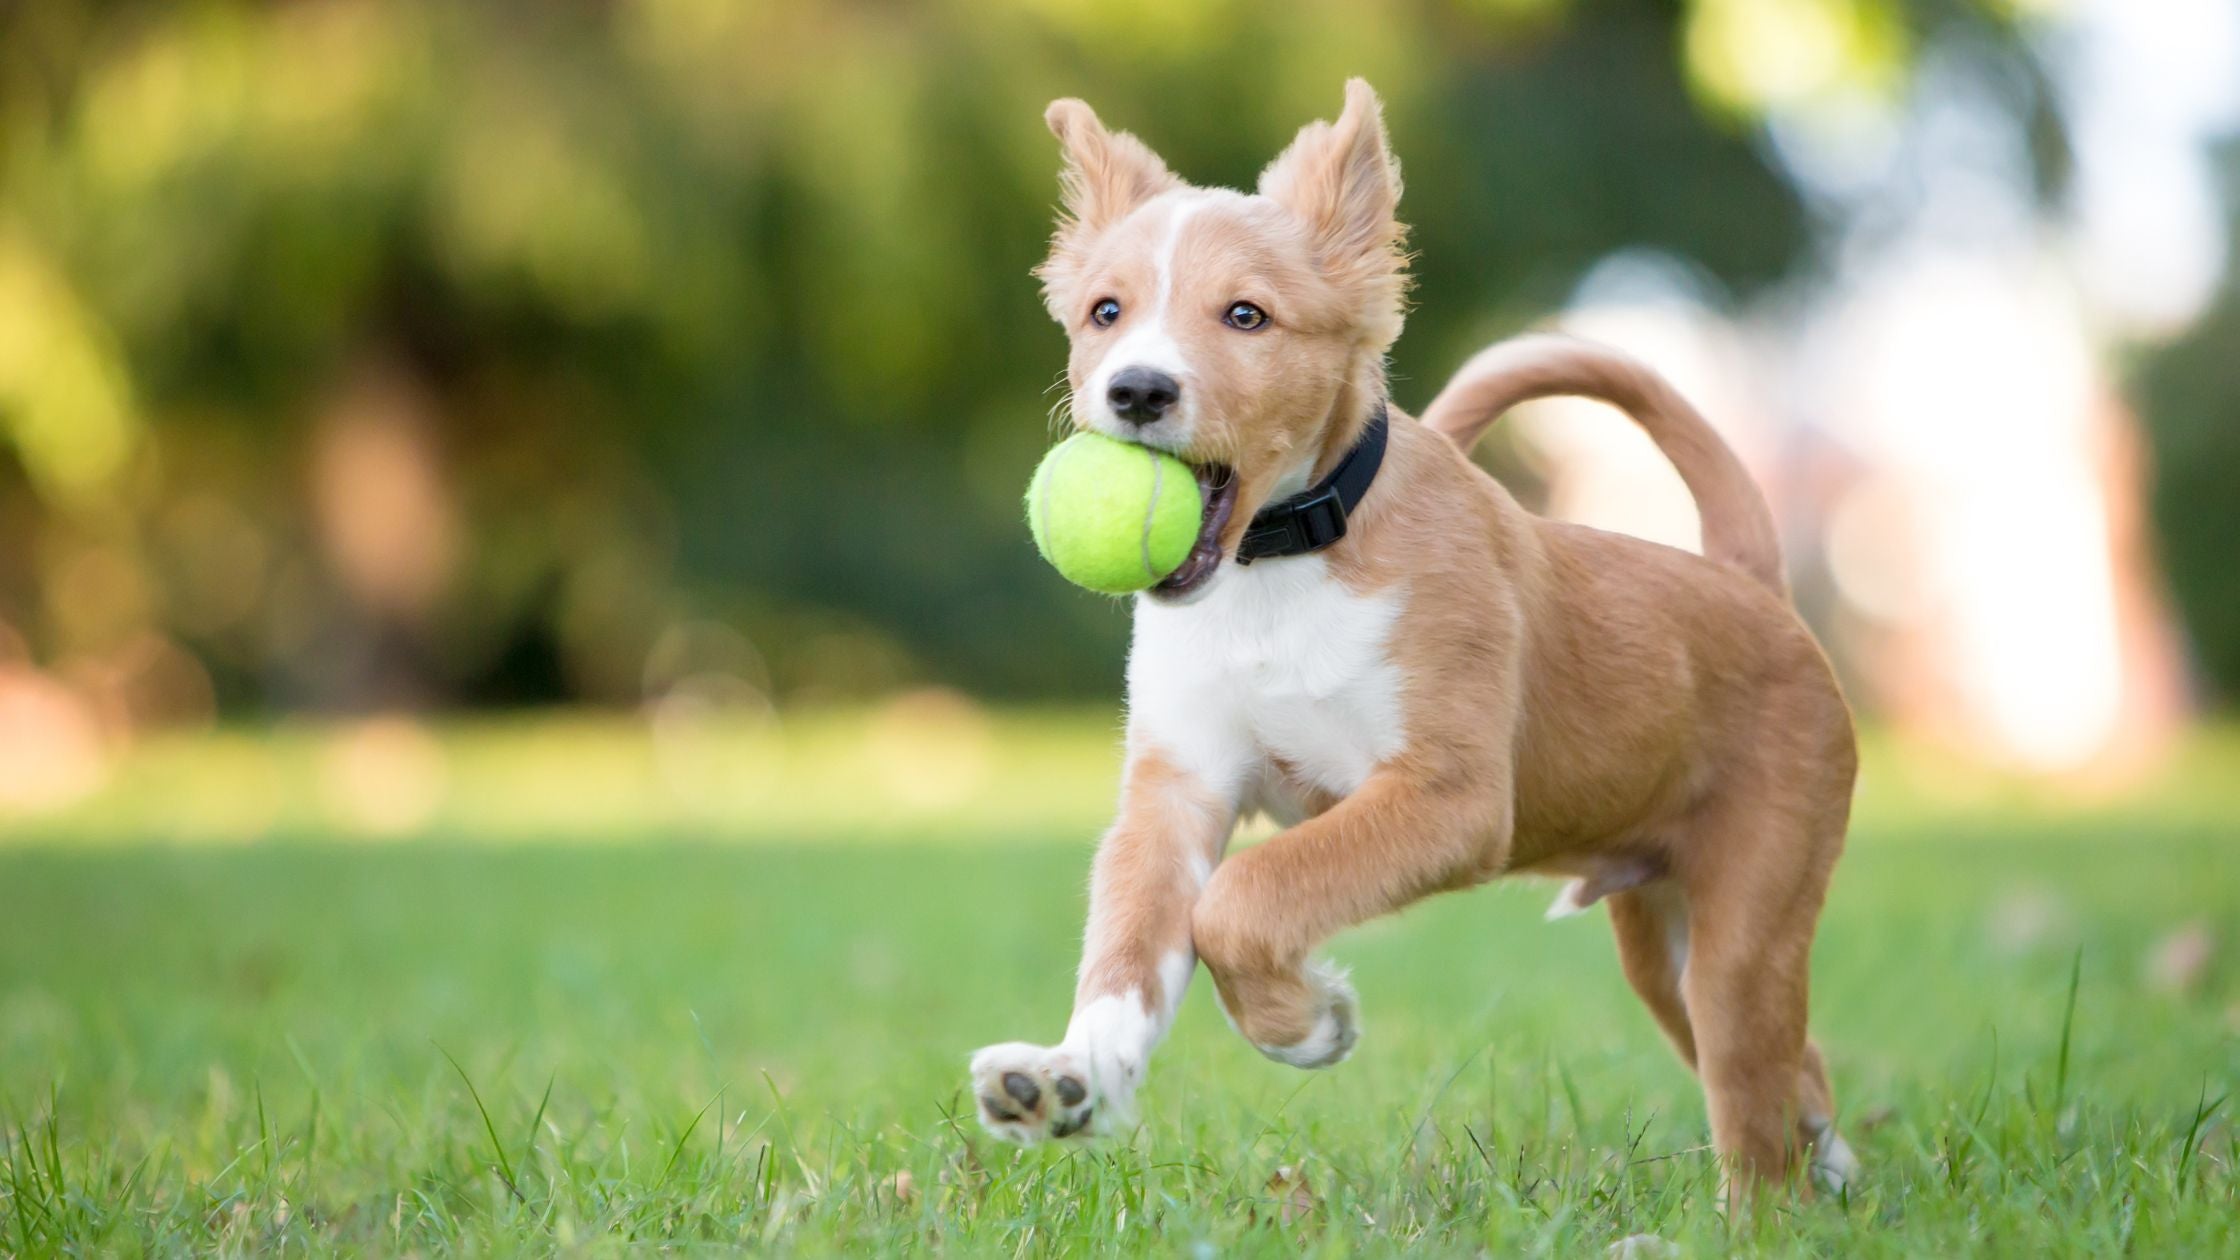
[967,1044,1105,1144]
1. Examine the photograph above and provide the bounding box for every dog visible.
[970,79,1859,1200]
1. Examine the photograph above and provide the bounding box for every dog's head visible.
[1036,79,1409,599]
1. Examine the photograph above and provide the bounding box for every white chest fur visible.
[1126,556,1407,813]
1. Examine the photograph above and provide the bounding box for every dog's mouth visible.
[1151,462,1238,600]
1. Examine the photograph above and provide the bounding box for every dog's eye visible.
[1090,298,1121,328]
[1223,302,1269,331]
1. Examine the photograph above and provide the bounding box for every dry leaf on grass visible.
[1261,1164,1320,1225]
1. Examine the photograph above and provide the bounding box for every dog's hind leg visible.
[1672,729,1854,1207]
[1677,864,1812,1203]
[1613,880,1854,1192]
[1608,882,1696,1068]
[1191,767,1507,1068]
[1798,1037,1858,1192]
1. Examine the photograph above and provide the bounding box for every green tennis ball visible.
[1025,432,1204,595]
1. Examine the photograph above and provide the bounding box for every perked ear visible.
[1257,79,1407,309]
[1044,99,1180,234]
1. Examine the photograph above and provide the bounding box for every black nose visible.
[1106,367,1180,424]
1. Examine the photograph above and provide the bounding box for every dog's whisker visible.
[1045,396,1076,438]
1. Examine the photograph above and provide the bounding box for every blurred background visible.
[2,0,2238,838]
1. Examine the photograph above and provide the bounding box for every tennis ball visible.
[1025,432,1203,594]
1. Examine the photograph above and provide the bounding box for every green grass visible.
[2,714,2237,1255]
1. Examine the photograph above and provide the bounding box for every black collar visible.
[1235,404,1389,564]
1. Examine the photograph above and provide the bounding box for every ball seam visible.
[1140,447,1165,584]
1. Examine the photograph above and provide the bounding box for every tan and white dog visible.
[970,79,1859,1200]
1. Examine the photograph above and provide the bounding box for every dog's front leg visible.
[1194,768,1507,1067]
[970,751,1229,1143]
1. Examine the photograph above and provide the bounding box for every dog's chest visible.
[1127,557,1406,808]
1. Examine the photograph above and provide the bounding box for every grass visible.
[1,711,2237,1255]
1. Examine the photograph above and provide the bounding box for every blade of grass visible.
[43,1084,64,1209]
[659,1091,722,1187]
[762,1069,818,1187]
[1556,1062,1589,1154]
[521,1072,556,1167]
[7,1113,54,1252]
[1405,1043,1486,1161]
[2174,1082,2226,1192]
[255,1080,272,1188]
[2053,947,2082,1116]
[436,1044,524,1204]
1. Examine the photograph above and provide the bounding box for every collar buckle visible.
[1236,486,1348,566]
[1231,402,1388,566]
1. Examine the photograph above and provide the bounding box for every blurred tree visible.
[2140,232,2240,704]
[0,0,2230,715]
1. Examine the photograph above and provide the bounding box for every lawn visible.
[2,712,2237,1255]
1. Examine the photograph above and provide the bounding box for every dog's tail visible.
[1420,334,1786,596]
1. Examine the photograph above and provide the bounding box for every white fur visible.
[1243,762,1318,828]
[1125,558,1392,1071]
[1062,994,1155,1104]
[1544,858,1668,921]
[1128,554,1407,809]
[968,1040,1095,1143]
[1186,848,1215,888]
[1808,1119,1862,1193]
[1094,323,1189,409]
[1261,448,1320,502]
[1156,948,1196,1023]
[1082,191,1244,448]
[1545,880,1592,920]
[971,947,1198,1144]
[1260,1016,1346,1067]
[1251,961,1360,1068]
[1063,949,1197,1110]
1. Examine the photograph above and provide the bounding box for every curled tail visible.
[1421,334,1786,596]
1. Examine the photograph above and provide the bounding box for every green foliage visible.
[2,0,2234,708]
[2141,257,2240,703]
[0,1,1809,705]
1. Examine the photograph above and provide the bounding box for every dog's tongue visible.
[1155,465,1237,596]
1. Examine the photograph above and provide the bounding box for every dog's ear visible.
[1258,79,1408,332]
[1038,99,1179,322]
[1044,99,1179,234]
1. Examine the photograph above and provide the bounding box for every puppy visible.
[971,80,1859,1200]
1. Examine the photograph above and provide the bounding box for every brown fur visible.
[981,80,1857,1208]
[1075,752,1229,1008]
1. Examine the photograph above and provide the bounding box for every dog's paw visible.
[967,1043,1104,1144]
[1253,962,1359,1070]
[1807,1122,1861,1195]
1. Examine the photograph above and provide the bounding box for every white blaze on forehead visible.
[1085,190,1228,433]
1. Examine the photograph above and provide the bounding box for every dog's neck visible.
[1306,379,1385,485]
[1236,396,1390,566]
